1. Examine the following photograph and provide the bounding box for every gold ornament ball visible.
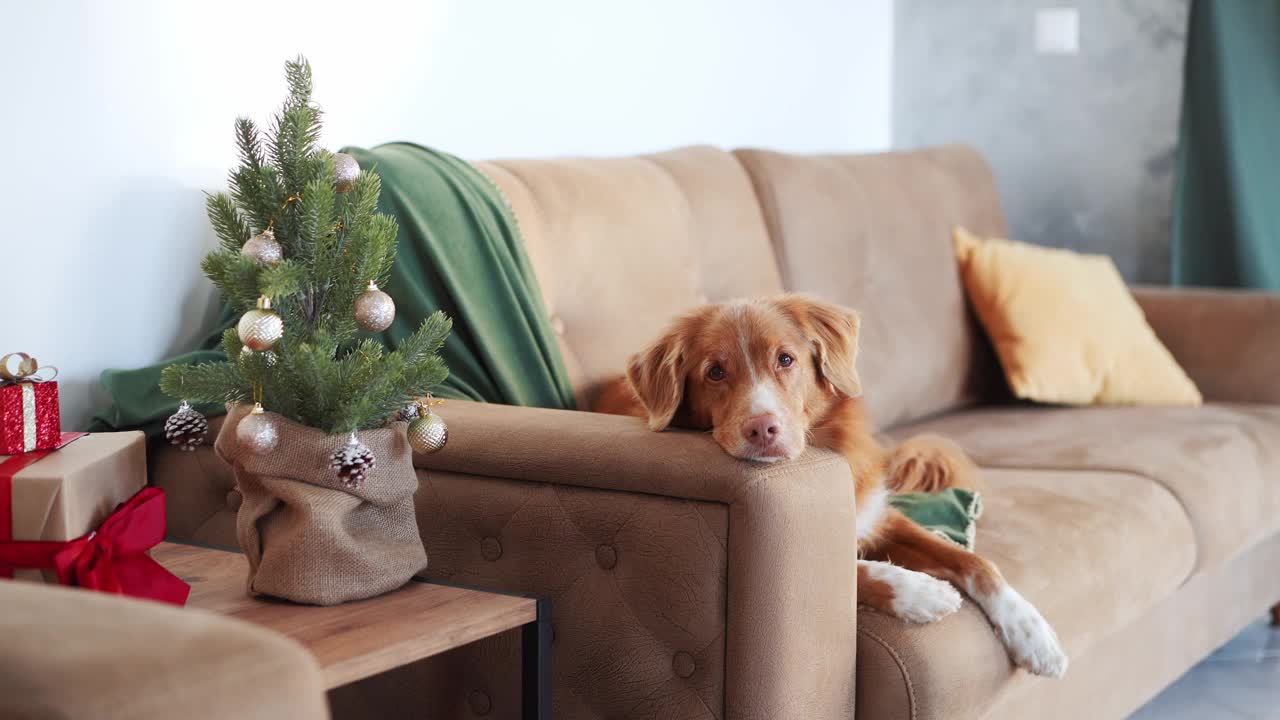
[241,228,283,266]
[408,412,448,454]
[237,404,280,455]
[333,152,360,193]
[238,297,284,351]
[354,281,396,332]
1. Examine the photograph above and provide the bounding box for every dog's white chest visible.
[856,485,889,542]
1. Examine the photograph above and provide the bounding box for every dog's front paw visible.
[888,567,963,623]
[988,588,1069,678]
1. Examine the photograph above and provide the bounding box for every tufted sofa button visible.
[467,689,492,716]
[672,651,696,678]
[595,543,617,570]
[480,537,503,562]
[225,489,242,511]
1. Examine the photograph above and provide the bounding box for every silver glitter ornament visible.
[354,281,396,332]
[240,228,283,266]
[330,432,376,488]
[407,409,448,454]
[164,400,208,452]
[236,403,280,455]
[333,152,360,193]
[238,296,284,351]
[394,401,420,424]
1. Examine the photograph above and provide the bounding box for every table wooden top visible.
[153,542,537,689]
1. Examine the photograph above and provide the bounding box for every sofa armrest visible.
[0,581,328,720]
[1132,286,1280,404]
[419,400,858,720]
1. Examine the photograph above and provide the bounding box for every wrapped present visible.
[0,431,189,605]
[0,353,61,454]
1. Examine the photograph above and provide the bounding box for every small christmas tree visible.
[161,57,450,436]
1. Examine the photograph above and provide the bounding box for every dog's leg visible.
[1271,602,1280,626]
[857,559,963,623]
[866,509,1068,678]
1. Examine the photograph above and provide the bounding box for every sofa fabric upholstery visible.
[475,146,784,408]
[140,145,1280,720]
[0,580,328,720]
[891,403,1280,573]
[1133,286,1280,404]
[983,531,1280,720]
[734,146,1007,429]
[417,470,729,718]
[854,466,1196,720]
[414,400,859,719]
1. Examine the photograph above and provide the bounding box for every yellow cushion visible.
[953,227,1202,406]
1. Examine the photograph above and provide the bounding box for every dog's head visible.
[626,295,862,462]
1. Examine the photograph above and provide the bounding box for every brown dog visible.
[594,295,1067,677]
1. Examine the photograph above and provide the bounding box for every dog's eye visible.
[778,352,794,368]
[707,365,726,382]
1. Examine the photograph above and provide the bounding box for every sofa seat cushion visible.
[857,466,1196,720]
[889,403,1280,573]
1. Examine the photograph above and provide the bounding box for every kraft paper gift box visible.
[0,432,147,584]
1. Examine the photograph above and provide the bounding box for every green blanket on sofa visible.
[889,488,983,551]
[91,143,576,437]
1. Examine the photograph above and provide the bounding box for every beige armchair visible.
[0,580,328,720]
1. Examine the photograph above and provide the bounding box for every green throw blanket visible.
[889,488,983,550]
[91,143,576,437]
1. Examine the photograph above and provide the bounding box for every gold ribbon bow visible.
[0,353,58,386]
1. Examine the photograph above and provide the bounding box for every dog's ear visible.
[626,325,689,431]
[774,295,862,398]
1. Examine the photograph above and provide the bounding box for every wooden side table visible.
[153,542,550,719]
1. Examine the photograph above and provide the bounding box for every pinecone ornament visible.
[165,400,208,452]
[330,432,375,489]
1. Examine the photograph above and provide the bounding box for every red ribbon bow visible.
[0,487,190,605]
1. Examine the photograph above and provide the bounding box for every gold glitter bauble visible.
[408,411,448,454]
[238,297,284,351]
[240,228,283,266]
[354,281,396,332]
[333,152,360,193]
[236,403,279,454]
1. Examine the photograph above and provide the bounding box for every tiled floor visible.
[1128,618,1280,719]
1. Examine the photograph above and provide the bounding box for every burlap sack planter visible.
[215,403,428,605]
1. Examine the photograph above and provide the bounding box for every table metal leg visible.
[522,597,552,720]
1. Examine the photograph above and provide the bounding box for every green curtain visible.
[1172,0,1280,288]
[91,143,575,437]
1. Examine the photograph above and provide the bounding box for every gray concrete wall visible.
[893,0,1188,282]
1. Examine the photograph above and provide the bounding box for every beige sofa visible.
[151,145,1280,719]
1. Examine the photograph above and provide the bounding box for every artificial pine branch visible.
[160,362,249,406]
[207,193,251,254]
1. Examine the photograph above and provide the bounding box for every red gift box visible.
[0,381,61,455]
[0,353,61,455]
[0,432,189,606]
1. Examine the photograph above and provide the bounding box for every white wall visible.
[1,0,893,429]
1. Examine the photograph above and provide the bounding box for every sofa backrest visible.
[476,146,784,408]
[734,145,1006,428]
[477,144,1005,428]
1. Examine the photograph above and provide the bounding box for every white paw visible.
[865,561,963,623]
[985,587,1069,678]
